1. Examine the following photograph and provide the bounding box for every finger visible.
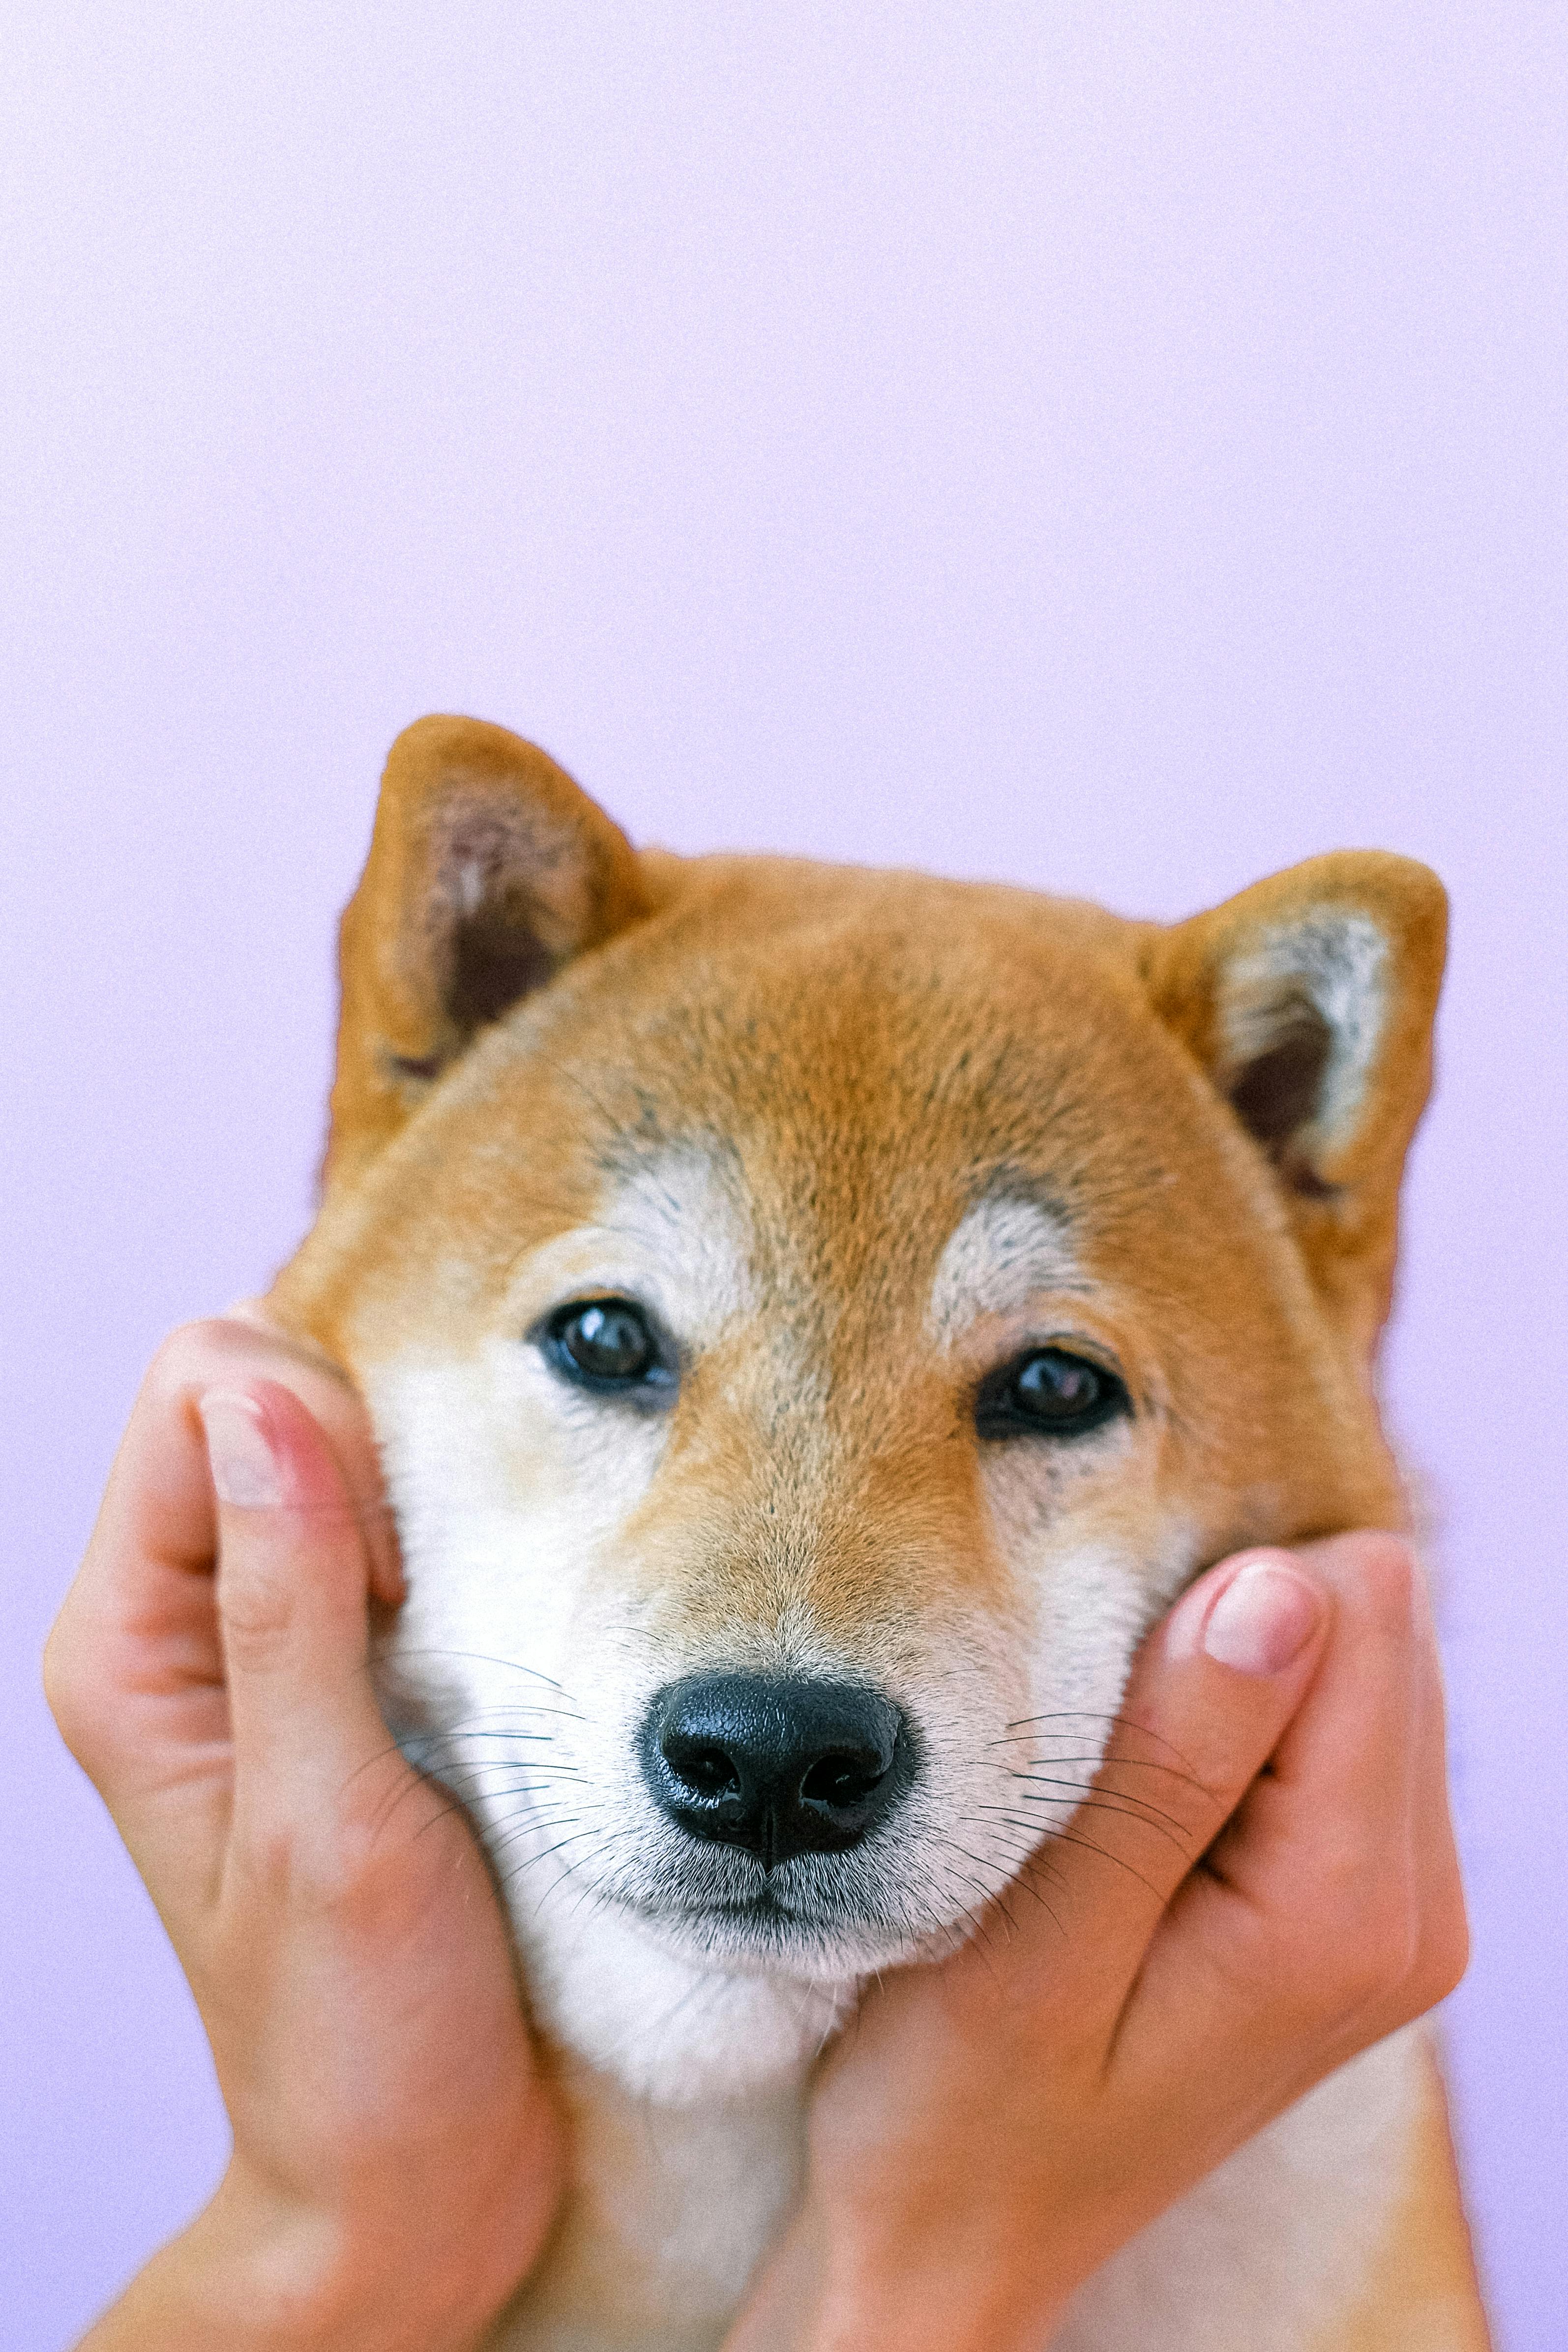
[55,1315,399,1681]
[219,1302,404,1607]
[48,1313,400,1791]
[1123,1532,1456,2113]
[45,1331,231,1795]
[1193,1535,1467,2018]
[1019,1549,1331,1980]
[1196,1534,1418,1909]
[202,1379,400,1817]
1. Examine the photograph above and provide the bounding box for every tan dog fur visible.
[273,717,1488,2351]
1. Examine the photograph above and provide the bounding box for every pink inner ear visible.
[446,905,556,1031]
[431,801,575,1042]
[1225,992,1339,1198]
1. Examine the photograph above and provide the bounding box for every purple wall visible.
[3,8,1564,2346]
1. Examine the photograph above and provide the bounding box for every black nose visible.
[640,1674,915,1869]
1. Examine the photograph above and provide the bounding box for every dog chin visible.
[625,1888,926,1982]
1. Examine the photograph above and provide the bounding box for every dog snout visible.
[639,1673,916,1869]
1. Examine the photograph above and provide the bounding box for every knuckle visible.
[146,1317,240,1398]
[319,1816,397,1908]
[1411,1900,1472,2012]
[239,1807,371,1896]
[242,1807,405,1926]
[40,1620,95,1761]
[1323,1892,1423,2018]
[1349,1533,1421,1634]
[218,1564,298,1666]
[145,1314,285,1417]
[239,1814,302,1901]
[1273,1841,1423,2021]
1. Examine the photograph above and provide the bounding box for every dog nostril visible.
[640,1674,916,1868]
[664,1737,742,1798]
[799,1751,885,1808]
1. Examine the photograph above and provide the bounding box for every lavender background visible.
[3,7,1564,2346]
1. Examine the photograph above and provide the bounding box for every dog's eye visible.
[976,1346,1129,1440]
[543,1297,673,1395]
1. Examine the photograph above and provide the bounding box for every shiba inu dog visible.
[272,716,1488,2351]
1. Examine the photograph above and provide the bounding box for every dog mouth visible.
[605,1852,926,1971]
[704,1888,799,1919]
[619,1881,814,1935]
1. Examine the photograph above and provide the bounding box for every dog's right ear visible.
[325,715,648,1187]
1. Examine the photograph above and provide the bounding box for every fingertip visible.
[220,1295,278,1329]
[199,1393,286,1510]
[1165,1549,1329,1678]
[199,1379,367,1539]
[1203,1560,1326,1676]
[201,1377,405,1612]
[204,1383,380,1768]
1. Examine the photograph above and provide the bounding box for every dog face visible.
[276,718,1445,1997]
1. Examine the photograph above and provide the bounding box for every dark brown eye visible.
[543,1298,673,1395]
[976,1346,1129,1440]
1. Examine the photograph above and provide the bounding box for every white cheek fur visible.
[977,1444,1201,1840]
[364,1330,1189,2107]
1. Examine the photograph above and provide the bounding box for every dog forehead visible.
[395,883,1245,1330]
[525,900,1181,1189]
[549,1146,1083,1338]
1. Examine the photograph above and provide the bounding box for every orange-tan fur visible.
[272,716,1488,2351]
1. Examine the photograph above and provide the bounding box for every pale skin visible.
[44,1315,1469,2352]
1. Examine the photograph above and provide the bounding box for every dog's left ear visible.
[324,715,650,1188]
[1143,851,1448,1347]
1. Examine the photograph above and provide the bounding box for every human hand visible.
[45,1317,562,2352]
[728,1535,1468,2352]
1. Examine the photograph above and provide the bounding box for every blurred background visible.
[3,6,1564,2346]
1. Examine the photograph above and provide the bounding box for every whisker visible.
[1009,1769,1188,1817]
[414,1718,571,1738]
[1001,1710,1201,1772]
[998,1790,1192,1848]
[497,1823,608,1882]
[485,1807,611,1858]
[1040,1829,1167,1900]
[384,1650,582,1700]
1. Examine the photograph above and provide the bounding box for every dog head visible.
[276,716,1444,2005]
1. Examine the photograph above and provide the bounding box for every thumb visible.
[1035,1550,1331,1965]
[199,1380,396,1812]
